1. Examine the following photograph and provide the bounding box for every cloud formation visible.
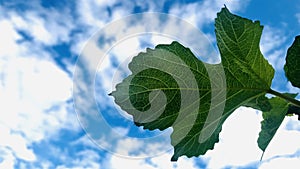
[0,0,299,168]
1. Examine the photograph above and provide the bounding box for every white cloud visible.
[0,55,76,141]
[285,116,300,131]
[0,5,79,167]
[71,134,199,169]
[53,0,300,168]
[203,107,300,168]
[71,115,199,168]
[261,26,287,55]
[0,20,22,57]
[0,125,36,161]
[0,148,15,169]
[169,0,250,29]
[2,0,299,169]
[261,122,300,160]
[72,0,181,55]
[286,82,300,95]
[76,0,109,29]
[74,1,296,169]
[260,26,288,70]
[114,138,145,156]
[95,0,118,6]
[56,150,102,169]
[113,126,130,136]
[260,157,300,169]
[106,145,201,169]
[205,107,262,168]
[7,6,75,45]
[107,154,201,169]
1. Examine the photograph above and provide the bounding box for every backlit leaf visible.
[284,35,300,88]
[111,7,275,161]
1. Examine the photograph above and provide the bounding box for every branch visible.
[267,89,300,120]
[267,89,300,107]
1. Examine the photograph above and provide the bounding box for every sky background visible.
[1,0,300,169]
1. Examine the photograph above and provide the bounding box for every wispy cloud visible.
[260,156,300,169]
[260,26,288,70]
[106,153,202,169]
[0,3,79,168]
[55,149,102,169]
[205,107,262,168]
[261,123,300,160]
[1,0,300,168]
[7,6,75,45]
[169,0,250,29]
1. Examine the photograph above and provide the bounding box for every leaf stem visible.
[260,151,265,161]
[267,89,300,107]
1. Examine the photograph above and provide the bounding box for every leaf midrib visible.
[129,87,269,95]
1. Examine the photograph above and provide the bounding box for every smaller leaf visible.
[243,95,272,112]
[258,94,296,155]
[284,35,300,88]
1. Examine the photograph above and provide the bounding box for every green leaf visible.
[284,35,300,88]
[215,8,274,88]
[243,95,272,112]
[258,94,296,155]
[111,7,275,161]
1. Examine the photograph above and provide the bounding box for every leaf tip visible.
[222,4,230,12]
[108,91,115,96]
[216,5,231,21]
[171,155,178,162]
[170,41,180,46]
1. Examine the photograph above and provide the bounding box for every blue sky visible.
[0,0,300,169]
